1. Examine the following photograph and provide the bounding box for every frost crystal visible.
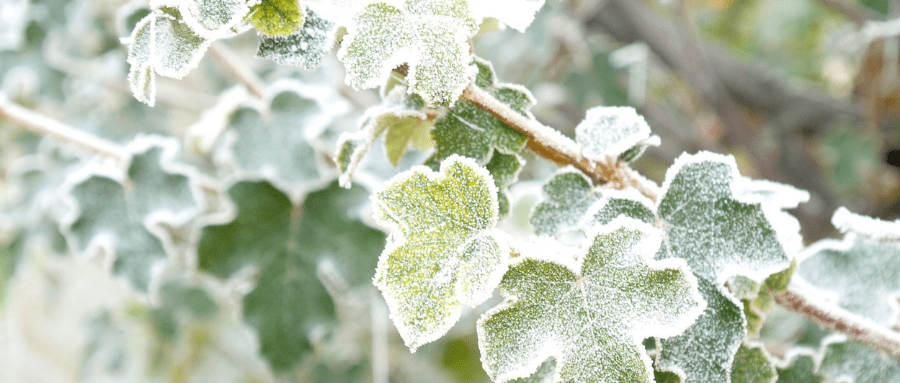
[337,0,479,105]
[478,217,704,383]
[257,5,335,70]
[832,206,900,241]
[127,7,210,107]
[796,209,900,327]
[575,106,652,161]
[372,155,508,350]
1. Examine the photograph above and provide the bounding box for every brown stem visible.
[460,83,659,201]
[774,284,900,361]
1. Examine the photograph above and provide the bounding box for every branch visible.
[0,95,127,161]
[774,284,900,361]
[208,42,266,99]
[460,83,659,201]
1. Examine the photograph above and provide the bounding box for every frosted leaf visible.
[530,169,602,237]
[485,152,524,217]
[197,180,385,370]
[734,263,795,338]
[509,358,556,383]
[127,7,211,107]
[730,343,777,383]
[0,0,29,51]
[248,0,305,36]
[477,217,704,383]
[575,106,652,162]
[372,155,508,350]
[832,206,900,241]
[62,137,203,292]
[337,84,431,188]
[468,0,545,32]
[337,0,479,105]
[180,0,250,38]
[585,152,793,383]
[818,335,900,383]
[580,188,656,229]
[796,217,900,327]
[217,80,347,202]
[257,5,335,70]
[775,349,823,383]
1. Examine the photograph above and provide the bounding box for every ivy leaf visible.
[198,180,385,370]
[63,137,203,292]
[180,0,250,38]
[127,7,210,107]
[372,155,508,350]
[795,208,900,327]
[817,335,900,382]
[256,5,335,70]
[775,349,823,383]
[530,169,602,237]
[730,343,777,383]
[584,152,793,383]
[469,0,545,32]
[248,0,304,36]
[337,0,479,105]
[485,151,524,217]
[477,217,704,383]
[574,106,656,162]
[831,206,900,241]
[217,80,347,202]
[510,358,556,383]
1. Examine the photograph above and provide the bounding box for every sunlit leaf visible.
[248,0,304,36]
[574,106,654,162]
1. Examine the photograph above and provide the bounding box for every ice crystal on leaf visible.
[795,208,900,327]
[337,0,479,106]
[574,106,655,162]
[531,169,602,237]
[372,155,509,350]
[197,180,386,370]
[127,7,210,107]
[62,137,203,292]
[477,217,704,383]
[256,5,335,69]
[180,0,249,38]
[583,152,794,383]
[247,0,305,36]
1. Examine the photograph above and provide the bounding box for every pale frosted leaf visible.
[580,189,655,229]
[530,169,601,237]
[730,343,777,383]
[832,206,900,241]
[248,0,304,36]
[575,106,652,161]
[775,349,823,383]
[256,5,335,70]
[818,335,900,383]
[0,0,29,51]
[337,0,479,105]
[485,151,524,217]
[63,137,203,292]
[180,0,249,38]
[372,155,508,350]
[469,0,545,32]
[217,80,347,201]
[127,7,211,106]
[198,180,385,370]
[796,220,900,327]
[509,358,556,383]
[477,217,704,383]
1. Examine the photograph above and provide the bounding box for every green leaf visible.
[198,180,385,370]
[63,138,203,292]
[775,349,823,383]
[179,0,250,38]
[127,7,210,106]
[477,217,704,383]
[337,0,479,105]
[372,155,508,350]
[585,152,794,383]
[218,81,346,201]
[796,208,900,327]
[256,5,335,70]
[530,169,602,237]
[574,106,655,161]
[248,0,304,36]
[818,335,900,382]
[730,343,777,383]
[485,152,524,217]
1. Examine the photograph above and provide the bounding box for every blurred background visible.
[1,0,898,381]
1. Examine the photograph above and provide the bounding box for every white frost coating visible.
[832,206,900,241]
[0,0,29,51]
[579,187,655,230]
[816,334,900,383]
[468,0,545,31]
[735,178,810,209]
[575,106,652,161]
[179,0,250,39]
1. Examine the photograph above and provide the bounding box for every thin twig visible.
[0,95,127,161]
[460,83,659,200]
[208,42,266,99]
[774,284,900,361]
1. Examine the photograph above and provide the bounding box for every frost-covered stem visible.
[461,83,658,200]
[774,284,900,361]
[208,43,266,99]
[0,95,127,161]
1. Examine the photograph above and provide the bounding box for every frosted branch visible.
[208,42,266,98]
[774,283,900,361]
[461,83,658,200]
[0,95,127,161]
